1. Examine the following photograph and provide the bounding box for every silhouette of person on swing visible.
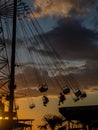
[42,96,49,106]
[58,92,65,106]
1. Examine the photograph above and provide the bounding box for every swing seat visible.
[80,92,87,99]
[63,87,70,94]
[74,90,82,97]
[39,83,48,92]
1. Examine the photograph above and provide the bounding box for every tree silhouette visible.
[38,114,65,130]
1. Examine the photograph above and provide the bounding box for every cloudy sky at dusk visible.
[12,0,98,124]
[12,0,98,96]
[0,0,98,129]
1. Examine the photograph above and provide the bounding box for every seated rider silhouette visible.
[42,96,49,106]
[58,92,65,106]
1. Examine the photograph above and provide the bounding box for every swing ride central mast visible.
[9,0,17,127]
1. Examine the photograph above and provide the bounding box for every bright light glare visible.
[0,117,2,120]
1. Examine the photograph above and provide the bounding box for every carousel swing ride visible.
[0,0,87,129]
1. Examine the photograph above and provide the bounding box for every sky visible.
[0,0,98,129]
[13,0,98,96]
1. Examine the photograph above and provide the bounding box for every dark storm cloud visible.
[45,18,98,60]
[27,18,98,60]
